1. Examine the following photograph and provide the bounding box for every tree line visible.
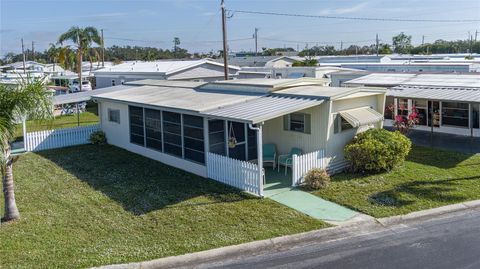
[299,32,480,57]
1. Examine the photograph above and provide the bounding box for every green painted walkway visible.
[264,169,358,222]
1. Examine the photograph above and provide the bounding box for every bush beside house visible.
[89,130,107,145]
[344,129,411,173]
[304,168,330,190]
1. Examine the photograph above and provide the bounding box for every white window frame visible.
[107,109,120,124]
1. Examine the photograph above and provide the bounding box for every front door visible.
[428,101,440,127]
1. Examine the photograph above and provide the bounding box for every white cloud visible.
[319,2,369,15]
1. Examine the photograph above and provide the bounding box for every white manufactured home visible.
[93,59,240,88]
[92,78,386,196]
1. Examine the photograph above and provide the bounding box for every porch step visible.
[267,189,358,222]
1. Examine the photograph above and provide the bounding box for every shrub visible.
[89,131,107,145]
[344,129,411,173]
[304,168,330,190]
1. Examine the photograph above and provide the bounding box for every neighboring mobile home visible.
[345,73,480,137]
[93,78,386,196]
[93,59,240,88]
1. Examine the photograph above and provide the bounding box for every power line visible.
[259,37,377,45]
[228,9,480,23]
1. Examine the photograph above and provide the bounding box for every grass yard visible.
[312,145,480,218]
[15,103,99,139]
[0,145,327,269]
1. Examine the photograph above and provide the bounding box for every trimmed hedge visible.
[344,129,411,173]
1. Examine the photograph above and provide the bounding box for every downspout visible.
[249,123,264,197]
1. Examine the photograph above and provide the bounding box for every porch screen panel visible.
[129,106,144,146]
[442,102,469,127]
[247,127,257,160]
[162,111,182,157]
[228,121,246,161]
[183,114,205,164]
[208,120,226,156]
[145,108,162,151]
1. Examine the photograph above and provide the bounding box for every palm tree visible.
[1,78,53,222]
[58,26,102,91]
[46,43,61,72]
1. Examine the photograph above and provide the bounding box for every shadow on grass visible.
[369,175,480,207]
[38,144,255,215]
[406,145,475,169]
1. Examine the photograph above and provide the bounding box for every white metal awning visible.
[339,107,384,128]
[203,94,324,124]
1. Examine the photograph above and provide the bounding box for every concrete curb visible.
[377,199,480,226]
[93,199,480,269]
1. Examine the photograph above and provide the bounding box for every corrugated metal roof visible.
[93,59,239,74]
[388,85,480,103]
[54,85,134,105]
[125,79,207,88]
[203,95,324,124]
[346,73,480,88]
[93,85,262,112]
[340,107,384,127]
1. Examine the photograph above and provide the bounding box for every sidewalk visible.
[263,169,360,222]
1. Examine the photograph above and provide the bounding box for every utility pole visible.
[375,34,379,56]
[422,35,425,46]
[475,30,478,42]
[31,41,35,61]
[221,0,229,80]
[254,27,258,56]
[21,38,26,74]
[101,29,105,67]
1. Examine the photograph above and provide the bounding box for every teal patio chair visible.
[278,148,303,175]
[262,143,277,170]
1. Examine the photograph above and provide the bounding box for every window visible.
[397,98,408,117]
[334,114,353,133]
[442,102,469,127]
[473,104,479,129]
[120,79,125,85]
[183,114,205,164]
[341,117,353,131]
[162,111,182,157]
[384,96,394,120]
[108,109,120,124]
[413,99,427,126]
[111,79,116,86]
[283,113,311,134]
[209,120,226,156]
[145,109,162,151]
[129,106,144,146]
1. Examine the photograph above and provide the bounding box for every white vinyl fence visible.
[25,124,100,152]
[206,152,263,196]
[292,149,326,186]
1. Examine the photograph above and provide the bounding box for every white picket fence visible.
[25,124,100,152]
[206,152,263,196]
[292,149,326,186]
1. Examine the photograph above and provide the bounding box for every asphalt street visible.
[197,209,480,269]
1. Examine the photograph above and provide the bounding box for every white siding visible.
[262,104,329,156]
[99,100,207,177]
[326,94,385,172]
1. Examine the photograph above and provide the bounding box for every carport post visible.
[76,102,80,127]
[22,117,27,150]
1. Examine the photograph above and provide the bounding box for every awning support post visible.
[249,123,263,197]
[76,103,80,127]
[22,117,27,150]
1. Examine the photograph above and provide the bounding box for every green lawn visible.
[0,145,327,269]
[15,103,99,139]
[311,145,480,218]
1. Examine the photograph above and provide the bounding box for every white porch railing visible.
[292,149,326,186]
[25,124,100,152]
[206,152,263,196]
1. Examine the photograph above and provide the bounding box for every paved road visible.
[198,210,480,269]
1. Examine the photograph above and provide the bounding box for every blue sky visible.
[1,0,479,56]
